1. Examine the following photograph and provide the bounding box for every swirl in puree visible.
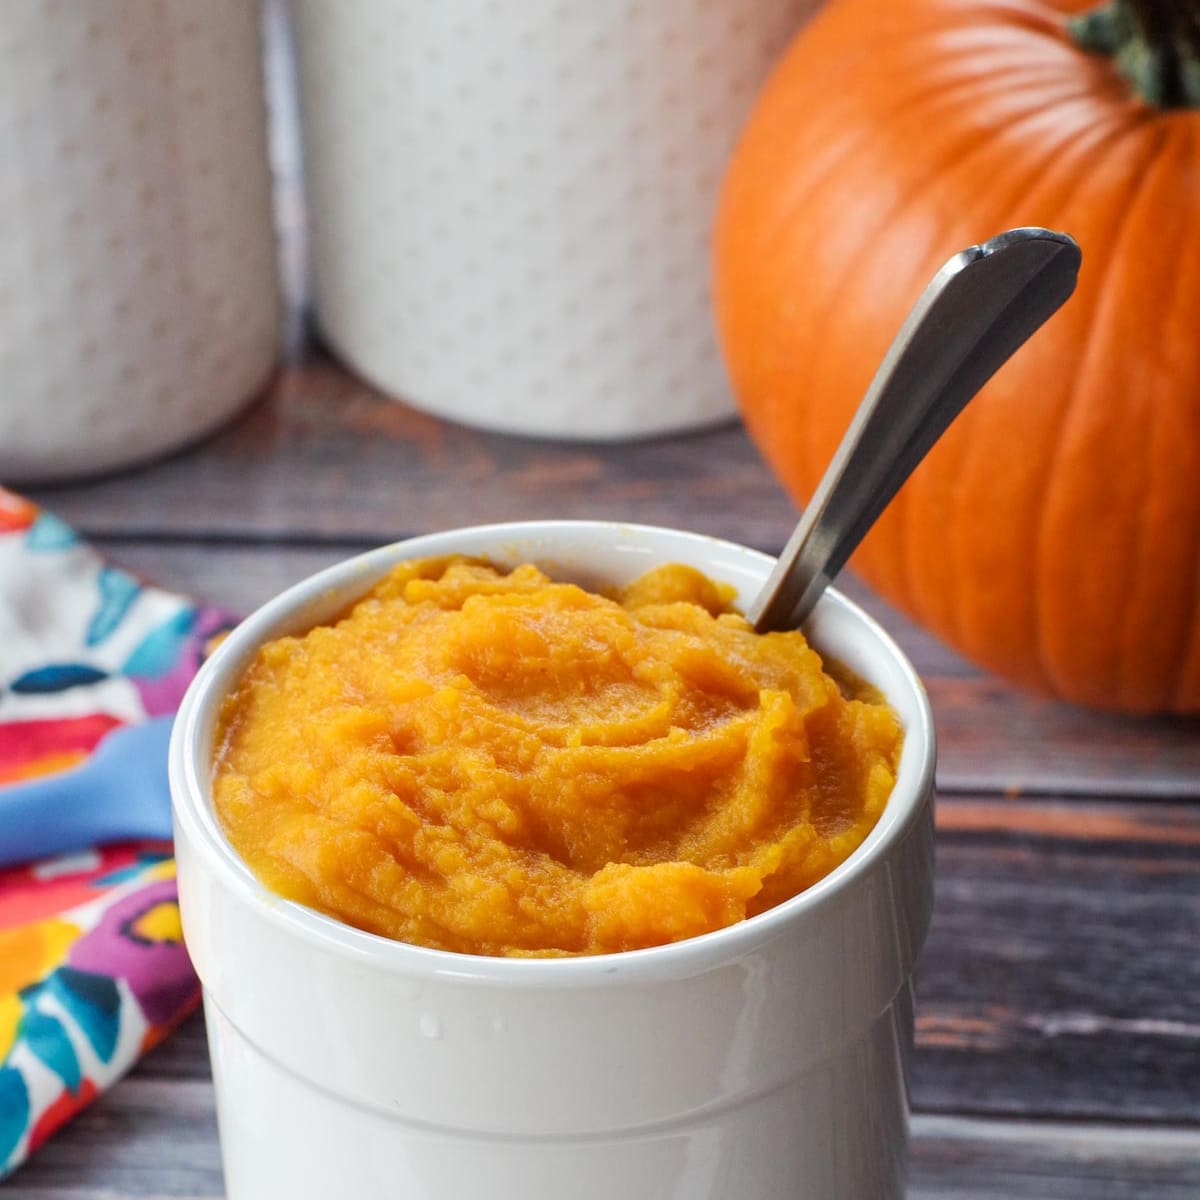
[212,558,902,956]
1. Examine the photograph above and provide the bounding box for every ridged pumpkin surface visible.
[714,0,1200,713]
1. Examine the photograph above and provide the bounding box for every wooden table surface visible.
[12,10,1200,1197]
[13,339,1198,1199]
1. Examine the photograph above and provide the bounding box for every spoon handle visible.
[749,226,1082,634]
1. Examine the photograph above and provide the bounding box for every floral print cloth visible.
[0,488,236,1178]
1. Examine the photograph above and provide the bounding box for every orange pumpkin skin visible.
[713,0,1200,713]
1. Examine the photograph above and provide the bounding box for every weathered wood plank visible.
[20,797,1198,1162]
[11,1078,219,1198]
[138,793,1200,1128]
[909,1115,1200,1199]
[13,786,1199,1193]
[915,797,1200,1122]
[13,1079,1200,1200]
[93,539,1200,798]
[929,680,1200,798]
[28,355,794,551]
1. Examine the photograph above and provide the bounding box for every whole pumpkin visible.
[713,0,1200,713]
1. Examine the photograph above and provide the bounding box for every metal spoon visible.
[749,227,1082,634]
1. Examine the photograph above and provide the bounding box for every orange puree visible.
[212,558,902,957]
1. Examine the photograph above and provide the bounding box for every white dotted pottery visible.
[291,0,818,441]
[0,1,281,484]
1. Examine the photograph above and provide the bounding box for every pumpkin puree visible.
[212,558,902,957]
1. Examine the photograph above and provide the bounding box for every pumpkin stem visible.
[1070,0,1200,106]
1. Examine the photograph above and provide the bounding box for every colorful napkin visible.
[0,488,236,1178]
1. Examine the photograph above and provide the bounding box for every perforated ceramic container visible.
[172,521,937,1200]
[291,0,816,440]
[0,0,280,483]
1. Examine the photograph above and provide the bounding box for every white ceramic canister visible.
[291,0,816,440]
[172,521,937,1200]
[0,1,280,483]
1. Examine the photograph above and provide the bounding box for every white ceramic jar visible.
[0,1,280,483]
[290,0,816,440]
[171,521,936,1200]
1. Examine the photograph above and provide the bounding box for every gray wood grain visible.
[10,1079,218,1198]
[30,357,788,550]
[12,1080,1200,1199]
[10,793,1195,1200]
[132,799,1200,1123]
[917,797,1200,1122]
[910,1115,1200,1199]
[133,794,1200,1126]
